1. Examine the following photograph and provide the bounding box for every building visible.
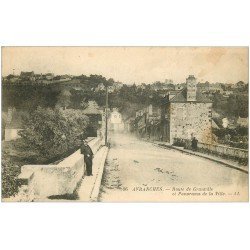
[132,104,161,139]
[20,71,35,82]
[44,73,54,80]
[108,108,124,132]
[161,75,213,144]
[124,117,134,133]
[209,83,223,93]
[222,90,234,97]
[222,117,229,128]
[95,83,106,91]
[3,107,26,141]
[144,104,161,140]
[168,90,182,100]
[82,101,103,137]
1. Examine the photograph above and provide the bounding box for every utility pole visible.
[105,85,109,146]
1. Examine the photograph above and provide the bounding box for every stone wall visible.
[198,142,248,160]
[173,137,248,160]
[169,102,212,143]
[14,137,102,201]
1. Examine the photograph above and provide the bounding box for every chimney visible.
[186,75,197,101]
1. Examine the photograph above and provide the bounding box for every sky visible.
[2,47,249,84]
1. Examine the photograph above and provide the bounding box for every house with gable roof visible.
[82,100,103,137]
[161,75,213,144]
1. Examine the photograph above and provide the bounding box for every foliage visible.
[56,89,71,109]
[1,108,88,199]
[1,155,21,198]
[211,92,248,118]
[213,127,248,149]
[19,107,89,159]
[2,84,60,111]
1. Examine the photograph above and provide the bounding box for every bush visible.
[19,107,89,160]
[1,156,21,198]
[173,138,186,147]
[2,107,90,198]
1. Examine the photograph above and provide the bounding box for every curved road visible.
[99,133,248,202]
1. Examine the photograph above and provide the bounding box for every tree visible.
[19,107,89,159]
[57,90,71,109]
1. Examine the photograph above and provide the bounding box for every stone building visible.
[108,108,124,132]
[3,107,26,141]
[161,75,213,144]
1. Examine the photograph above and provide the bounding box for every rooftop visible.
[166,87,212,103]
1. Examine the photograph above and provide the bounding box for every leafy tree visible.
[19,107,89,159]
[57,90,71,109]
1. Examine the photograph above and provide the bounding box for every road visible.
[99,133,248,202]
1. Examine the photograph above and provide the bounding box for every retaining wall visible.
[15,137,103,201]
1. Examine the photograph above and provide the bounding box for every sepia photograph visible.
[1,46,249,202]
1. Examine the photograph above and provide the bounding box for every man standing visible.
[191,137,198,151]
[80,140,94,176]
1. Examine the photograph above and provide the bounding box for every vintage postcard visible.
[1,47,249,202]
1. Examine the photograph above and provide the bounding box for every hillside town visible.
[2,71,248,148]
[1,47,248,203]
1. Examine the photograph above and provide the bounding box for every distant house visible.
[20,71,35,81]
[209,83,223,93]
[108,108,124,132]
[3,107,26,141]
[221,117,237,129]
[168,90,182,100]
[222,118,229,128]
[237,117,248,128]
[60,75,72,81]
[9,76,19,83]
[222,90,234,97]
[113,82,123,91]
[3,75,19,84]
[34,74,43,80]
[95,83,106,91]
[44,73,54,80]
[108,85,116,93]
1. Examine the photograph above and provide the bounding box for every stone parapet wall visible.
[173,138,248,160]
[198,142,248,160]
[13,137,103,201]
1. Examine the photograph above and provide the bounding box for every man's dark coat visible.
[80,143,94,175]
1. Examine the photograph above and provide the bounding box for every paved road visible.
[99,133,248,202]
